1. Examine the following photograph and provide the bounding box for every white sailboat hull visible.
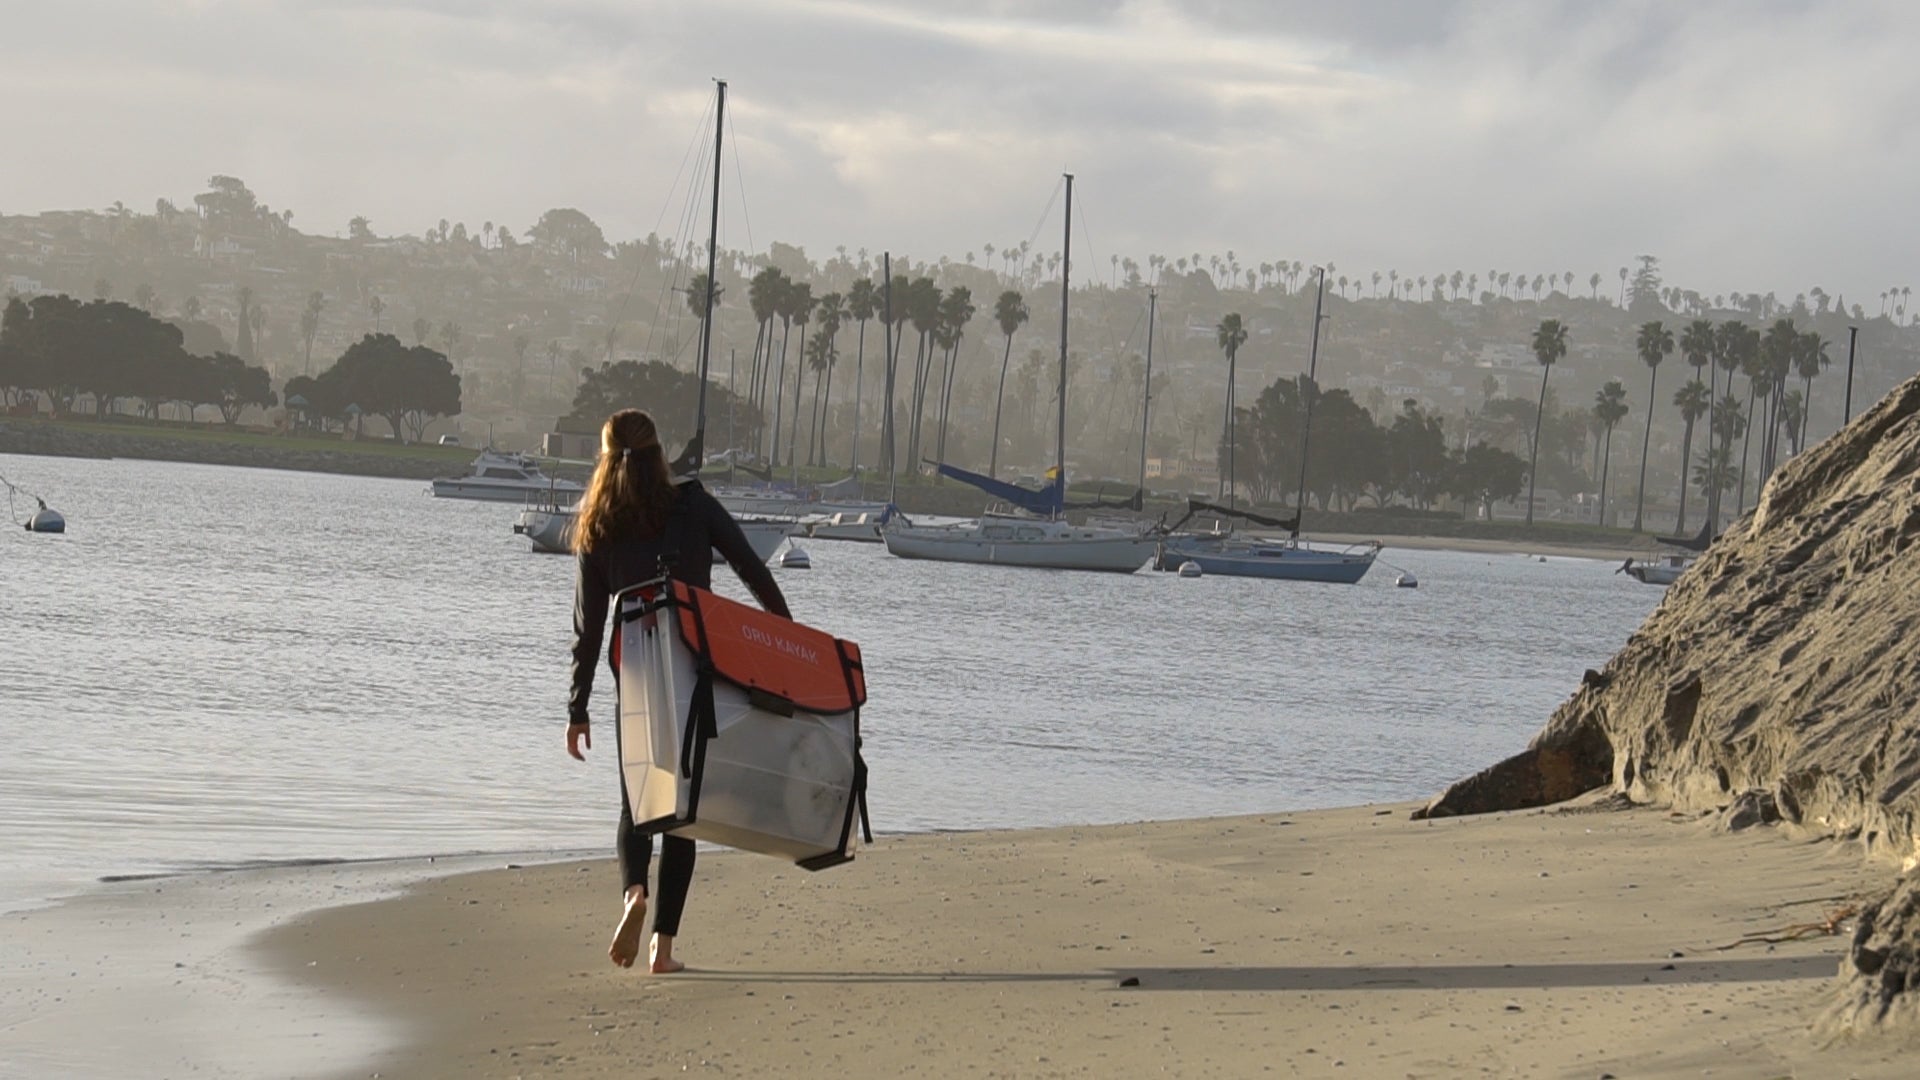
[1159,535,1378,584]
[514,508,792,563]
[883,516,1154,573]
[715,491,889,519]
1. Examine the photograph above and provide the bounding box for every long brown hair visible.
[572,409,677,553]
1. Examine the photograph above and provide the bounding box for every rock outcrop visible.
[1417,373,1920,1024]
[1418,372,1920,850]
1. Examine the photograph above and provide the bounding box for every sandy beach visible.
[190,801,1907,1078]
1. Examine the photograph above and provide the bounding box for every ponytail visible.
[572,409,677,553]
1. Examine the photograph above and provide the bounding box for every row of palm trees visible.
[1520,315,1836,531]
[691,266,1041,479]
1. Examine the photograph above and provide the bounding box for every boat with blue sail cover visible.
[883,464,1155,572]
[880,174,1157,574]
[1156,266,1378,584]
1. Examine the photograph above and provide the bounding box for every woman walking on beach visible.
[567,408,790,973]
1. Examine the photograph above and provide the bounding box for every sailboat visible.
[1616,519,1712,585]
[881,174,1159,573]
[1157,267,1380,584]
[513,80,791,562]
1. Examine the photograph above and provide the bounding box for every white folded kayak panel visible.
[616,588,866,869]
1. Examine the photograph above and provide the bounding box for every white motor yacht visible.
[431,450,585,503]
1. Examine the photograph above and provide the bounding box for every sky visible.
[4,0,1915,308]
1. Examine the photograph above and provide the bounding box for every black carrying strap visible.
[835,719,872,852]
[854,734,873,844]
[675,554,720,782]
[680,669,719,780]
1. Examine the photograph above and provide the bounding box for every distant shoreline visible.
[3,416,1670,557]
[0,415,489,482]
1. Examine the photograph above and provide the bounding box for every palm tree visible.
[299,291,326,376]
[802,327,833,467]
[767,275,802,467]
[1216,313,1248,504]
[1525,319,1570,525]
[1672,378,1711,533]
[1593,381,1631,526]
[1793,329,1829,452]
[1705,321,1743,527]
[510,332,530,400]
[1630,320,1674,530]
[810,291,846,466]
[904,278,941,468]
[781,282,815,469]
[1757,318,1798,480]
[878,274,908,477]
[934,286,976,464]
[441,321,464,371]
[988,289,1029,478]
[844,278,878,469]
[685,271,723,323]
[1776,389,1806,456]
[746,267,785,455]
[235,286,256,361]
[367,294,384,333]
[545,340,562,397]
[1737,325,1785,511]
[1692,442,1738,512]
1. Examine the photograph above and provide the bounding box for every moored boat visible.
[1618,552,1694,586]
[883,508,1156,572]
[1156,268,1379,585]
[515,502,792,563]
[878,174,1156,575]
[431,449,584,503]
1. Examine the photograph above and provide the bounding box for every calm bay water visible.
[0,452,1661,912]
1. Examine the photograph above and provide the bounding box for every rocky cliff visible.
[1414,373,1920,1031]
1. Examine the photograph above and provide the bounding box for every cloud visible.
[1,0,1915,303]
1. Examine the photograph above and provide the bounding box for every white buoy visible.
[1395,571,1418,588]
[779,546,812,570]
[1177,560,1203,578]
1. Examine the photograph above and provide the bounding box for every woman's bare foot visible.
[609,886,647,968]
[649,932,685,974]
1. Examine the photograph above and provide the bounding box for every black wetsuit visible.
[570,480,789,935]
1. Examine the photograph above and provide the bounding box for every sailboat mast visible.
[1137,288,1156,494]
[692,79,727,462]
[1292,267,1328,538]
[882,252,898,506]
[1056,173,1073,518]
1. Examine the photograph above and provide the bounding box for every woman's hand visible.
[567,723,592,760]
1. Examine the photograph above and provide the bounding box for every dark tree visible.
[315,333,461,442]
[566,359,760,455]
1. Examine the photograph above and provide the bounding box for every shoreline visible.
[0,850,596,1080]
[4,425,1664,562]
